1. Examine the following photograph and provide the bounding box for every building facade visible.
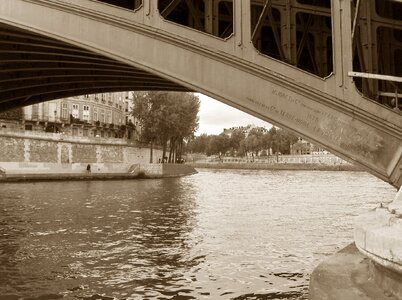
[0,92,137,140]
[290,138,329,155]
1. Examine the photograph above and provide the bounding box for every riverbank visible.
[188,162,362,172]
[0,129,197,181]
[0,163,197,182]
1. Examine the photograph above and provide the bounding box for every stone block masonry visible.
[0,129,163,173]
[99,145,124,163]
[0,129,198,180]
[30,139,58,163]
[59,143,71,164]
[0,136,25,162]
[72,144,97,163]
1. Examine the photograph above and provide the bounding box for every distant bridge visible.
[0,0,401,187]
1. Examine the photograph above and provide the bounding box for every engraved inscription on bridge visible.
[246,89,393,171]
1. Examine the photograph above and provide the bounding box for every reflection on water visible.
[0,169,396,299]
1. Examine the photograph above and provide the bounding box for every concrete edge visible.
[309,243,399,300]
[354,207,402,275]
[188,162,362,172]
[0,164,198,182]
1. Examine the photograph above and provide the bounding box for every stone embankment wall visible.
[189,162,361,171]
[0,129,163,175]
[188,154,351,165]
[186,154,361,171]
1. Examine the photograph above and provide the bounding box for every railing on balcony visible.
[24,114,67,123]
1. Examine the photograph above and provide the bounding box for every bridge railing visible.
[348,71,402,112]
[88,0,401,112]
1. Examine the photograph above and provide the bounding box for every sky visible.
[196,94,272,135]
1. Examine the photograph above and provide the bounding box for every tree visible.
[132,91,200,163]
[275,129,298,154]
[245,128,265,156]
[167,92,200,162]
[187,133,210,154]
[229,128,246,156]
[265,127,297,155]
[186,124,299,158]
[0,107,23,120]
[132,91,159,162]
[206,133,231,156]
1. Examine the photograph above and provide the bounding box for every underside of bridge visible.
[0,23,188,111]
[0,0,401,188]
[1,0,401,111]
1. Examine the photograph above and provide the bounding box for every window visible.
[72,128,78,136]
[83,105,90,121]
[62,103,68,120]
[48,102,57,122]
[100,109,105,123]
[72,104,79,119]
[32,104,39,119]
[93,107,98,121]
[83,129,88,137]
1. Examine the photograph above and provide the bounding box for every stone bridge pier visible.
[311,187,402,299]
[353,190,402,299]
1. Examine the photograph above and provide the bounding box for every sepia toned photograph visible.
[0,0,401,299]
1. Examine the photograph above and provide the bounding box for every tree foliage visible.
[268,127,298,154]
[0,108,23,120]
[187,126,298,157]
[207,133,231,156]
[132,91,200,162]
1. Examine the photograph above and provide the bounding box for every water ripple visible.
[0,170,396,299]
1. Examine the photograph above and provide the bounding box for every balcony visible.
[25,113,66,124]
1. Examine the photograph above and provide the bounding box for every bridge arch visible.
[0,0,401,187]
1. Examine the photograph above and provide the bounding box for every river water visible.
[0,169,396,300]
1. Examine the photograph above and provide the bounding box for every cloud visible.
[196,94,272,135]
